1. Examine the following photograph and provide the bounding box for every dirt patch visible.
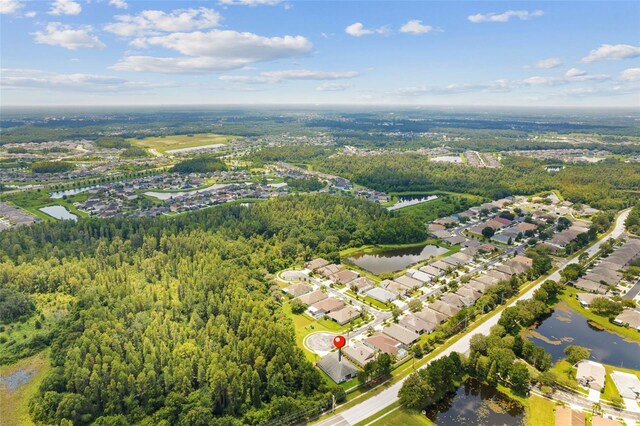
[524,330,563,345]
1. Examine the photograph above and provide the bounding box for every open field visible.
[130,133,238,154]
[0,351,50,426]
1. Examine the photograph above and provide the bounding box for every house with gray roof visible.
[383,324,420,345]
[316,351,358,384]
[366,287,396,303]
[343,342,376,367]
[400,314,436,334]
[415,307,448,325]
[328,306,361,325]
[614,309,640,331]
[576,360,606,391]
[283,283,312,298]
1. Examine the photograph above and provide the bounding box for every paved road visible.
[315,209,631,426]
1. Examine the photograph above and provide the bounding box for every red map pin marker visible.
[333,335,346,349]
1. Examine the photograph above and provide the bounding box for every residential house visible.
[554,406,585,426]
[366,287,397,303]
[613,309,640,331]
[383,324,420,346]
[576,360,606,391]
[406,269,432,283]
[419,265,446,278]
[415,307,448,325]
[297,290,328,306]
[343,342,376,367]
[428,300,461,318]
[331,269,359,285]
[283,283,312,298]
[328,306,361,325]
[400,314,436,334]
[573,279,608,294]
[364,333,406,357]
[381,279,409,297]
[576,293,604,308]
[591,417,623,426]
[316,351,358,384]
[350,276,374,293]
[305,258,330,271]
[309,298,345,317]
[317,264,345,278]
[393,275,423,291]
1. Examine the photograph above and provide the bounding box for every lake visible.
[525,302,640,369]
[425,378,525,425]
[50,186,96,199]
[347,244,448,275]
[39,205,78,221]
[387,194,438,211]
[145,183,231,200]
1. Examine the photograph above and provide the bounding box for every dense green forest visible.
[0,195,426,425]
[172,155,228,173]
[31,161,75,174]
[307,155,639,211]
[626,202,640,235]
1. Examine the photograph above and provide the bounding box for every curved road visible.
[315,209,631,426]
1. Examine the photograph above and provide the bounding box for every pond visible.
[424,378,525,425]
[50,186,96,199]
[387,194,438,211]
[347,244,448,275]
[144,183,231,200]
[525,302,640,369]
[39,205,78,221]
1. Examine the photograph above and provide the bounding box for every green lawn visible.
[282,302,350,363]
[2,189,89,221]
[0,351,50,426]
[0,293,74,365]
[549,360,584,393]
[602,365,623,406]
[498,384,557,426]
[131,133,238,154]
[395,192,485,224]
[561,285,640,343]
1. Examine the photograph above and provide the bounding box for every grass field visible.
[1,189,89,222]
[395,192,485,224]
[366,403,434,426]
[0,351,50,426]
[282,302,351,363]
[498,384,557,426]
[131,133,238,154]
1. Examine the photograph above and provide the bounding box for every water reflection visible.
[347,244,448,275]
[425,378,525,426]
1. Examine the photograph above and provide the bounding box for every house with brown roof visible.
[283,283,312,298]
[296,290,327,306]
[317,264,345,278]
[343,342,376,367]
[350,276,374,293]
[429,300,461,318]
[415,307,448,325]
[419,265,446,277]
[393,275,423,291]
[517,222,538,233]
[330,269,359,285]
[555,406,585,426]
[381,279,409,296]
[309,298,345,317]
[591,417,623,426]
[400,314,436,334]
[440,293,469,308]
[364,333,406,356]
[305,258,330,271]
[383,324,420,345]
[328,306,361,325]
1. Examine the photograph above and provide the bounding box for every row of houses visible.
[574,239,640,294]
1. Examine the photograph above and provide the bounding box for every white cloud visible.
[399,20,433,34]
[316,82,350,91]
[581,44,640,63]
[218,0,282,5]
[0,0,22,14]
[396,80,514,96]
[620,68,640,82]
[25,10,36,17]
[48,0,81,16]
[33,23,106,50]
[108,0,128,10]
[524,69,608,86]
[220,69,359,84]
[112,30,312,73]
[105,8,222,37]
[468,10,543,23]
[345,22,390,37]
[0,68,169,92]
[527,57,562,69]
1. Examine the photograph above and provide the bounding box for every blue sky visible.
[1,0,639,106]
